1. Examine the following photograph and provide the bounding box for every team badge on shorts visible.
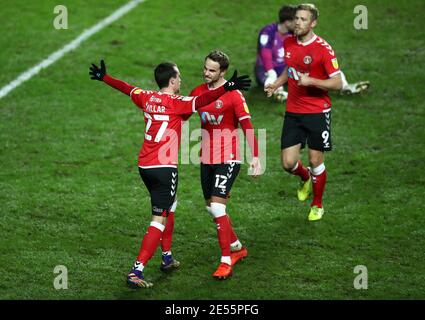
[215,100,223,109]
[303,55,312,65]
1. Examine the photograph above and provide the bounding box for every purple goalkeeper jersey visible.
[255,23,291,85]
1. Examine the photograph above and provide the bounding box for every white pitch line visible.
[0,0,145,100]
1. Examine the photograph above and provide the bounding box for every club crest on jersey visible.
[303,55,312,65]
[215,100,223,109]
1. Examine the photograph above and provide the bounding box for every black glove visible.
[89,60,106,81]
[223,70,251,91]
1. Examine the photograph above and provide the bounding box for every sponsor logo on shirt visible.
[201,112,223,125]
[288,67,300,80]
[149,96,162,103]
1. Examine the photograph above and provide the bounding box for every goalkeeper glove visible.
[264,69,277,87]
[89,60,106,81]
[224,70,251,91]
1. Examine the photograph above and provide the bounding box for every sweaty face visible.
[294,10,315,37]
[203,58,224,85]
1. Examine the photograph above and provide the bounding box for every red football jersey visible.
[190,84,251,164]
[284,34,341,113]
[130,88,196,168]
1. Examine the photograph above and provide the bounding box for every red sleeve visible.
[194,86,226,109]
[176,85,227,115]
[240,118,259,157]
[321,44,341,78]
[233,91,251,121]
[130,88,152,109]
[103,74,135,96]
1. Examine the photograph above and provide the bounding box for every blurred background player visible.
[89,59,251,288]
[255,5,295,102]
[265,4,342,221]
[256,4,369,102]
[190,50,262,279]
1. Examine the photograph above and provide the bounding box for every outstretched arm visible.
[89,60,135,96]
[193,70,252,109]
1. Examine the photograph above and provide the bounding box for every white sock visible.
[231,240,242,251]
[134,261,144,272]
[221,256,231,266]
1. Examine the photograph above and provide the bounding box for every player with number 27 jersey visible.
[130,88,196,168]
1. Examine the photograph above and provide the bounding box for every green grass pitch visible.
[0,0,424,299]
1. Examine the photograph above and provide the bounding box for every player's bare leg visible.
[127,215,167,288]
[308,149,326,221]
[282,144,312,201]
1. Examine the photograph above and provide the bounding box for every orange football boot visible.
[212,263,233,279]
[230,247,248,266]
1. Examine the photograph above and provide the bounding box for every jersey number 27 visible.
[144,113,169,142]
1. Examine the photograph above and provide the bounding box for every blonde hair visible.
[297,3,319,21]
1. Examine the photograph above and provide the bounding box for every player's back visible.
[131,89,195,168]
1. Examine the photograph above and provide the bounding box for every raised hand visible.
[89,59,106,81]
[224,70,251,91]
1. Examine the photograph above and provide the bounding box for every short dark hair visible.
[154,62,178,89]
[296,3,319,21]
[279,5,296,23]
[205,50,230,71]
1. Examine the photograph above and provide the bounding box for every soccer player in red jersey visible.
[89,59,251,288]
[190,50,262,279]
[265,4,343,221]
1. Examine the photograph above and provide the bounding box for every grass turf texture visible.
[0,0,424,299]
